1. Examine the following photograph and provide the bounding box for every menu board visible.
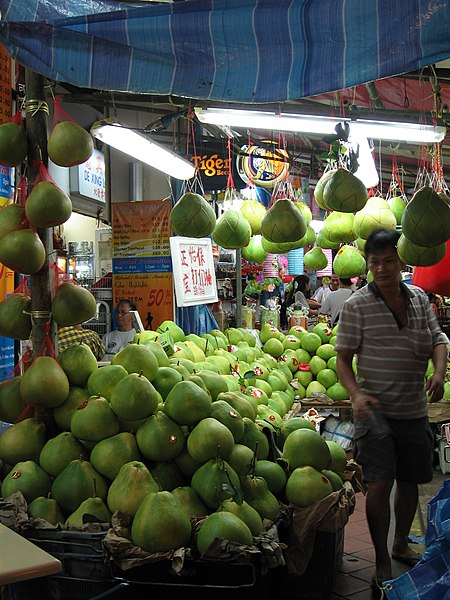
[170,237,218,307]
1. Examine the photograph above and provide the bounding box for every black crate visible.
[9,576,130,600]
[271,529,344,600]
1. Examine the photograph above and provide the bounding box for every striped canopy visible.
[0,0,449,103]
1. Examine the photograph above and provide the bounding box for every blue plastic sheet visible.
[176,304,219,336]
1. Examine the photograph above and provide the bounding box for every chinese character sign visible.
[170,237,218,307]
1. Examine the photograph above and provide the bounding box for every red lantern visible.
[412,241,450,296]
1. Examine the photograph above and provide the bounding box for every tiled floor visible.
[330,467,448,599]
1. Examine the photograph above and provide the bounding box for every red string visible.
[225,133,235,190]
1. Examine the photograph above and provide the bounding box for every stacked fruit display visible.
[0,321,350,556]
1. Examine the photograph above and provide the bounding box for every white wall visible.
[62,212,97,245]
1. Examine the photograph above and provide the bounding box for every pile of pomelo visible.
[0,320,349,557]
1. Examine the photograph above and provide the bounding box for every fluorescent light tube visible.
[91,120,195,180]
[195,107,446,145]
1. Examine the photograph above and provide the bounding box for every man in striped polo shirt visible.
[335,228,448,592]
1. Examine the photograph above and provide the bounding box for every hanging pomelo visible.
[241,235,268,264]
[387,196,407,225]
[261,237,298,254]
[0,293,32,340]
[396,234,447,267]
[323,168,368,213]
[323,211,357,243]
[52,282,97,326]
[240,200,266,234]
[333,245,366,277]
[314,170,336,210]
[25,181,72,228]
[296,225,316,247]
[293,201,312,226]
[260,198,306,243]
[0,203,26,241]
[303,246,328,271]
[316,228,340,250]
[401,186,450,247]
[0,229,46,274]
[48,121,94,167]
[170,192,216,238]
[354,196,397,240]
[0,122,28,167]
[212,209,252,249]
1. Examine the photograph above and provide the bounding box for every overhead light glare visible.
[195,108,446,144]
[90,120,195,180]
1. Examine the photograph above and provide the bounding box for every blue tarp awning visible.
[0,0,449,103]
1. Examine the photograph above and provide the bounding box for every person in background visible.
[319,277,354,327]
[102,299,137,359]
[292,274,319,317]
[334,228,448,593]
[312,273,340,304]
[58,324,106,361]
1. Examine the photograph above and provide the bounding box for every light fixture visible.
[90,120,195,180]
[346,133,380,189]
[195,107,446,144]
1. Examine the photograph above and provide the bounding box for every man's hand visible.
[424,374,445,403]
[351,391,379,420]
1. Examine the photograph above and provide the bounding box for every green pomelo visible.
[58,342,98,386]
[28,497,64,526]
[136,411,185,462]
[212,209,252,249]
[322,469,344,491]
[294,368,313,387]
[157,320,186,342]
[226,443,254,476]
[191,458,241,510]
[259,323,282,344]
[52,282,96,327]
[316,368,338,389]
[282,335,301,351]
[397,234,446,267]
[323,168,367,213]
[51,458,108,513]
[90,432,141,480]
[138,339,170,367]
[20,356,69,408]
[254,460,287,496]
[354,196,397,240]
[239,417,270,459]
[312,323,333,343]
[306,381,327,396]
[333,245,366,278]
[172,486,208,517]
[187,417,235,463]
[294,201,312,226]
[216,391,256,421]
[327,356,337,372]
[111,343,159,381]
[0,122,27,166]
[303,246,328,271]
[326,441,348,474]
[323,212,357,243]
[70,395,119,442]
[261,236,298,253]
[0,229,46,274]
[279,418,316,445]
[39,432,87,477]
[241,235,268,264]
[300,333,322,354]
[197,511,253,554]
[388,196,407,225]
[152,366,183,400]
[25,180,72,228]
[0,203,26,241]
[316,228,341,249]
[294,346,310,361]
[285,466,333,506]
[65,497,111,527]
[110,372,159,420]
[195,369,228,401]
[164,380,212,426]
[316,343,337,361]
[53,386,89,430]
[308,355,327,376]
[260,198,307,243]
[88,364,129,400]
[131,491,192,552]
[314,169,336,210]
[326,382,350,401]
[0,418,46,465]
[0,293,31,340]
[151,461,185,492]
[210,400,245,442]
[283,428,331,471]
[263,338,284,358]
[1,460,52,503]
[170,192,216,238]
[241,474,280,520]
[174,448,203,479]
[0,376,26,423]
[106,460,159,517]
[48,120,94,167]
[219,498,264,535]
[240,199,267,234]
[258,404,283,427]
[401,186,450,247]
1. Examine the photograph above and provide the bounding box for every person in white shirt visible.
[312,274,340,304]
[102,299,137,359]
[319,277,354,327]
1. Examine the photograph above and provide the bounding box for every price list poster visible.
[111,200,173,329]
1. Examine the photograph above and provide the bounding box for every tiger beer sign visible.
[190,152,230,191]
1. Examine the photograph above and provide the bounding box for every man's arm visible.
[425,343,448,403]
[336,349,379,420]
